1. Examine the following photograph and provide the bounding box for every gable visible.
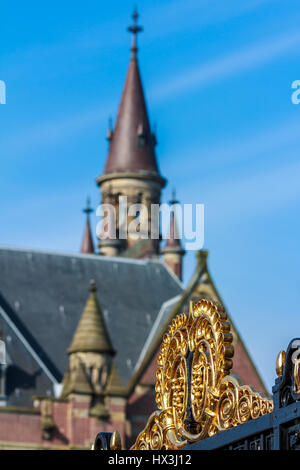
[0,247,183,395]
[128,251,268,397]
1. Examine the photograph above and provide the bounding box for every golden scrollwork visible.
[131,299,273,450]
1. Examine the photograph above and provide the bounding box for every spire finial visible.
[127,8,143,56]
[169,188,179,206]
[83,196,93,215]
[90,279,96,293]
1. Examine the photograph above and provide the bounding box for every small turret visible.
[61,280,115,419]
[161,191,185,280]
[80,197,95,254]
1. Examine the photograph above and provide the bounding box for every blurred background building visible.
[0,11,267,449]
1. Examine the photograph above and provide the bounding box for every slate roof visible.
[0,246,183,401]
[132,294,182,377]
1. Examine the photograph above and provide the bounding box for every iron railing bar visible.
[184,413,273,450]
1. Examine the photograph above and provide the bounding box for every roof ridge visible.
[0,246,155,265]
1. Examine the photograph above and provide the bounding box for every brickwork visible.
[0,395,127,449]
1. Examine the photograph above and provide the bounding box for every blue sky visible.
[1,0,300,392]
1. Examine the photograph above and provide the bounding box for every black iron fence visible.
[178,338,300,450]
[93,338,300,451]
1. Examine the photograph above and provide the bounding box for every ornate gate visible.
[93,299,300,450]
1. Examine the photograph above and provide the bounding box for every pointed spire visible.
[80,197,95,254]
[161,191,185,280]
[165,212,182,249]
[67,280,115,355]
[165,190,184,250]
[103,10,161,177]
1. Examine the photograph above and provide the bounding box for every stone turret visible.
[61,280,115,418]
[161,193,185,280]
[80,198,95,254]
[97,10,166,258]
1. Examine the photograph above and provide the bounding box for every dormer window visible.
[137,123,147,147]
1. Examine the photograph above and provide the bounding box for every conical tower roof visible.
[80,198,95,254]
[103,11,160,177]
[68,280,114,355]
[162,193,185,253]
[164,211,183,250]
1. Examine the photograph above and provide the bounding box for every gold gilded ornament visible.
[110,431,123,450]
[131,299,273,450]
[276,350,286,377]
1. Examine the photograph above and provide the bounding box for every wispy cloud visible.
[145,0,279,40]
[3,0,279,81]
[177,154,300,230]
[150,30,300,101]
[167,117,300,223]
[5,28,298,160]
[1,1,294,159]
[0,103,111,158]
[166,117,300,178]
[206,158,300,223]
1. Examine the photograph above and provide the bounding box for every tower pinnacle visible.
[67,279,114,355]
[161,191,185,280]
[98,10,164,178]
[80,197,95,254]
[97,10,166,258]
